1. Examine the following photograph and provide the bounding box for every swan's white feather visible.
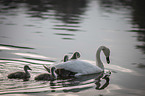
[53,60,103,75]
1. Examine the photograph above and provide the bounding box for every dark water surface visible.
[0,0,145,96]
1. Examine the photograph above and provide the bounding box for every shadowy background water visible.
[0,0,145,96]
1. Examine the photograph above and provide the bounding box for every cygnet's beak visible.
[43,65,50,73]
[28,67,32,70]
[106,57,110,64]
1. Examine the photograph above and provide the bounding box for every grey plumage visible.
[7,65,32,81]
[35,67,56,81]
[70,52,80,60]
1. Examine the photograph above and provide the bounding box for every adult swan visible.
[48,46,110,76]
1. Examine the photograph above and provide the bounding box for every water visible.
[0,0,145,96]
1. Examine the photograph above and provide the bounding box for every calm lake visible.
[0,0,145,96]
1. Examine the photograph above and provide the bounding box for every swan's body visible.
[35,67,57,81]
[55,60,102,75]
[8,65,32,81]
[47,46,110,76]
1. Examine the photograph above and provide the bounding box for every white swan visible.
[48,46,110,76]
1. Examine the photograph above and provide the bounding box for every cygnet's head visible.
[63,55,69,62]
[24,65,32,70]
[73,52,81,59]
[101,46,110,64]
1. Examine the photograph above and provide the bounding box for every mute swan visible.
[35,67,57,81]
[47,46,110,76]
[8,65,32,81]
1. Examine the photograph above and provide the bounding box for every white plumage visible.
[47,46,110,76]
[55,60,102,75]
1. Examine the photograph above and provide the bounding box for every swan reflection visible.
[95,73,110,90]
[48,71,111,92]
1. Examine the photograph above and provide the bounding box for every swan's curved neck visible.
[24,68,30,75]
[96,47,104,70]
[51,68,57,79]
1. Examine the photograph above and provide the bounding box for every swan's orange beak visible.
[106,57,110,64]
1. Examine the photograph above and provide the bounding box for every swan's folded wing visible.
[55,60,102,75]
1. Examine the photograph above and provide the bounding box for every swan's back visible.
[55,60,102,75]
[35,73,53,81]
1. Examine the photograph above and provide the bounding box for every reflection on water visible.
[0,0,145,96]
[0,0,87,40]
[131,0,145,54]
[0,0,145,42]
[99,0,145,54]
[0,44,34,49]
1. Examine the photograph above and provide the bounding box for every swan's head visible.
[24,65,32,70]
[102,46,110,64]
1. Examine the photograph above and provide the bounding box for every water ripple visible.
[0,44,34,50]
[0,58,110,95]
